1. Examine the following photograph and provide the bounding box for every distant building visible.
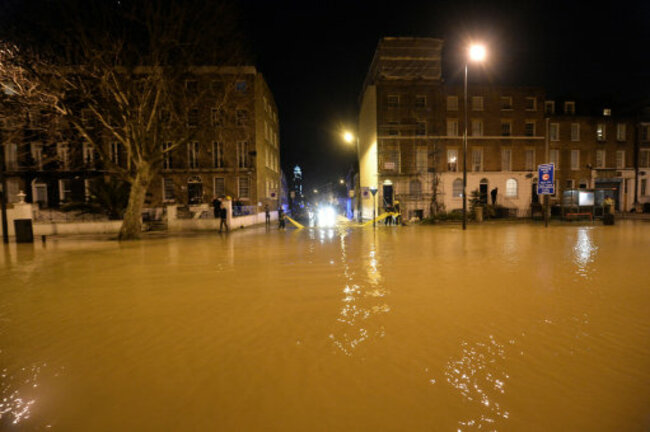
[1,66,282,212]
[357,37,647,219]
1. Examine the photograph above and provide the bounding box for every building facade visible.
[358,37,646,219]
[1,66,282,214]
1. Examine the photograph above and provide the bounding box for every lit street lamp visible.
[463,43,487,230]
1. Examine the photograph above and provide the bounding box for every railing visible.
[33,208,109,223]
[232,205,257,217]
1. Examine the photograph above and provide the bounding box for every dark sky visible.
[240,0,650,191]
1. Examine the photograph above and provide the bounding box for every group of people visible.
[213,198,287,233]
[384,200,402,226]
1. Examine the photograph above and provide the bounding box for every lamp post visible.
[462,44,487,230]
[343,130,362,222]
[369,186,378,228]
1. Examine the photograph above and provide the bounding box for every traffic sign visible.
[537,163,555,195]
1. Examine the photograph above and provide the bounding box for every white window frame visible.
[501,96,513,110]
[550,123,560,141]
[31,143,43,170]
[596,150,606,169]
[446,119,458,137]
[501,120,512,137]
[501,148,512,171]
[525,121,536,137]
[471,96,484,111]
[162,141,173,170]
[188,141,199,169]
[109,141,119,165]
[525,149,536,171]
[452,178,463,198]
[213,177,225,198]
[525,97,537,111]
[471,119,483,137]
[571,123,580,141]
[238,177,250,200]
[616,123,626,142]
[447,148,458,172]
[544,101,555,115]
[596,123,606,141]
[57,142,70,170]
[415,95,427,108]
[58,178,72,202]
[447,96,458,111]
[550,149,560,170]
[83,142,94,166]
[5,143,18,170]
[564,101,575,115]
[505,178,518,197]
[571,149,580,170]
[471,148,483,172]
[616,150,625,169]
[237,141,249,169]
[639,149,650,168]
[162,177,175,202]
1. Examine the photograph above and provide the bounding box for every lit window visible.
[452,178,463,197]
[550,123,559,141]
[447,149,458,171]
[505,178,517,197]
[596,123,606,141]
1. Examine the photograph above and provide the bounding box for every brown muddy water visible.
[1,221,649,431]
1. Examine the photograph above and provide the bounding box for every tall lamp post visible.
[462,44,487,230]
[343,131,362,222]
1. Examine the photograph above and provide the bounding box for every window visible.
[162,178,175,202]
[525,149,535,171]
[58,179,72,202]
[564,101,575,115]
[31,143,43,170]
[446,119,458,136]
[545,101,555,115]
[236,80,247,92]
[566,179,575,189]
[579,179,589,189]
[416,147,428,172]
[409,180,422,196]
[616,123,626,141]
[642,125,650,141]
[188,141,199,169]
[639,149,650,168]
[501,148,512,171]
[550,123,559,141]
[641,179,647,196]
[501,96,513,110]
[603,108,611,116]
[501,120,512,136]
[471,119,483,137]
[185,80,198,92]
[83,142,94,166]
[238,177,250,198]
[214,177,225,197]
[571,123,580,141]
[447,149,458,171]
[212,142,223,168]
[387,95,399,108]
[550,149,560,169]
[596,123,606,141]
[447,96,458,111]
[525,97,537,111]
[5,143,18,170]
[57,142,70,170]
[162,141,173,170]
[571,149,580,170]
[616,150,625,169]
[211,108,224,126]
[472,96,484,111]
[472,148,483,172]
[525,121,536,137]
[415,95,426,108]
[187,108,199,127]
[505,179,518,197]
[237,141,249,168]
[383,148,400,171]
[236,110,248,126]
[596,150,606,168]
[415,121,426,136]
[452,178,463,198]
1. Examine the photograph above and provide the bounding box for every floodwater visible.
[1,221,649,431]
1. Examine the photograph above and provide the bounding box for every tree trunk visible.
[118,163,153,240]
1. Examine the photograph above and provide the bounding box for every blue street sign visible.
[537,163,555,195]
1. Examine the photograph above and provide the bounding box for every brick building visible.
[1,66,282,214]
[357,37,646,219]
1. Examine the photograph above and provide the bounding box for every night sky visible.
[241,0,650,191]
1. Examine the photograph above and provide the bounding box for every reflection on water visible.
[329,229,389,356]
[1,222,650,431]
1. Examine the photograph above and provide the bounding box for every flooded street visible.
[1,221,650,431]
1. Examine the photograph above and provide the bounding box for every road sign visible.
[370,187,378,196]
[537,163,555,195]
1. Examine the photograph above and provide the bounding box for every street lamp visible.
[463,43,487,230]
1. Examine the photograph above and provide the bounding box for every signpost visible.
[369,186,378,228]
[538,163,554,227]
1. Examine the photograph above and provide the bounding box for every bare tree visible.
[0,0,246,239]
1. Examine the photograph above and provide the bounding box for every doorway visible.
[479,178,488,205]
